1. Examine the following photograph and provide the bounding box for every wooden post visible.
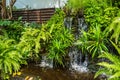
[40,10,41,24]
[26,10,29,22]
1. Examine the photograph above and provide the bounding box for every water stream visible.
[11,17,104,80]
[38,55,53,68]
[67,17,89,72]
[68,47,89,72]
[38,17,89,73]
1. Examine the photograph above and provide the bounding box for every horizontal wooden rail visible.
[12,8,55,24]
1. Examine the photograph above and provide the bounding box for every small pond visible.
[11,63,102,80]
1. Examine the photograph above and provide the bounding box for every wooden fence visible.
[12,8,55,24]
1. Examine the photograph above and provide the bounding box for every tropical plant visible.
[84,0,120,29]
[66,0,84,13]
[47,27,74,65]
[66,0,114,16]
[18,25,50,60]
[0,19,24,42]
[75,24,108,58]
[94,16,120,80]
[94,41,120,80]
[0,36,27,79]
[0,19,11,26]
[45,9,74,66]
[46,8,65,27]
[105,17,120,44]
[113,0,120,7]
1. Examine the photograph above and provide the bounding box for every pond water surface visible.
[11,64,101,80]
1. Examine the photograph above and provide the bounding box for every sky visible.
[7,0,67,9]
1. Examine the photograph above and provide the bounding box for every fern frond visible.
[99,52,120,65]
[110,72,120,79]
[98,62,120,71]
[94,68,109,79]
[110,40,120,55]
[107,17,120,43]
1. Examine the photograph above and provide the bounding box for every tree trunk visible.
[8,0,16,19]
[0,0,16,19]
[0,0,6,19]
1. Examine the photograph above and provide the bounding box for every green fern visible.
[95,41,120,80]
[0,37,27,79]
[110,40,120,55]
[105,17,120,44]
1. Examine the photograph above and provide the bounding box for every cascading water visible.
[66,17,89,72]
[38,17,89,73]
[38,17,73,69]
[69,48,89,72]
[39,55,53,68]
[78,18,88,32]
[64,17,73,30]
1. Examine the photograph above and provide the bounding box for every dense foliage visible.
[66,0,120,79]
[45,9,74,65]
[0,0,120,79]
[94,18,120,80]
[84,0,120,30]
[0,29,27,79]
[0,8,74,79]
[76,25,108,58]
[0,19,24,42]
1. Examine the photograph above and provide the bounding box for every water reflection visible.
[11,64,99,80]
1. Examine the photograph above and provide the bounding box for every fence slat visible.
[12,8,55,23]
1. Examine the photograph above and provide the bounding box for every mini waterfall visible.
[39,55,53,68]
[64,17,73,30]
[68,47,89,72]
[38,17,89,72]
[78,18,88,32]
[67,17,89,72]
